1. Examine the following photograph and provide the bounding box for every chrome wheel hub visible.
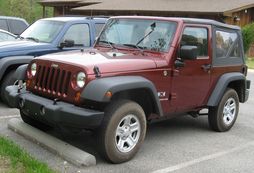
[115,114,141,153]
[223,97,236,125]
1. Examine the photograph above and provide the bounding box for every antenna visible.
[90,9,93,18]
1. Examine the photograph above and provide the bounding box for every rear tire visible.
[0,70,16,105]
[20,111,52,131]
[96,100,146,163]
[208,88,239,132]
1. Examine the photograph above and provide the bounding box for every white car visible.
[0,29,16,41]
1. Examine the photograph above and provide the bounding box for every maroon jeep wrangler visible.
[6,16,250,163]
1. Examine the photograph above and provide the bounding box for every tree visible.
[8,0,30,21]
[242,22,254,54]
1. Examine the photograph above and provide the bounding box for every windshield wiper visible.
[136,22,156,46]
[98,40,116,50]
[16,35,24,40]
[25,37,39,42]
[122,44,145,54]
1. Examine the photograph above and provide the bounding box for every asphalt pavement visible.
[0,71,253,173]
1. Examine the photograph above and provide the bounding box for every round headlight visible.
[76,72,86,88]
[31,63,37,76]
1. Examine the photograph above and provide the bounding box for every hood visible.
[0,40,51,56]
[37,50,158,75]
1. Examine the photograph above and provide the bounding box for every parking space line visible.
[152,141,254,173]
[0,115,20,119]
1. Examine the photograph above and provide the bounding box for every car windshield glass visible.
[20,20,64,43]
[97,18,177,52]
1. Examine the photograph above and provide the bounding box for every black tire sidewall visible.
[0,70,16,104]
[99,100,146,163]
[210,89,239,132]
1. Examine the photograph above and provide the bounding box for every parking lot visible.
[0,71,253,173]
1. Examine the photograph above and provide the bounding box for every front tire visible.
[208,88,239,132]
[96,100,146,163]
[0,70,16,105]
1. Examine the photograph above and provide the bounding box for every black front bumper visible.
[6,86,104,129]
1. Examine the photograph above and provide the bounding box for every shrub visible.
[242,22,254,54]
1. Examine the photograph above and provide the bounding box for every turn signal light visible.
[75,92,81,102]
[105,91,113,98]
[26,79,31,87]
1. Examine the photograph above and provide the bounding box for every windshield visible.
[97,18,177,52]
[20,20,64,43]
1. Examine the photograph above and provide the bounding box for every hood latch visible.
[93,66,101,78]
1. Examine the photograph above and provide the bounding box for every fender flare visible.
[0,56,34,81]
[207,72,246,106]
[81,76,163,116]
[14,64,28,81]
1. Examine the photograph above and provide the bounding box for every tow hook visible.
[53,98,60,105]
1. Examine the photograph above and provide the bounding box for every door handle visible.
[201,64,211,72]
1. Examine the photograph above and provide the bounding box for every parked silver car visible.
[0,16,29,35]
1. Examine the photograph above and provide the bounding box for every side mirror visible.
[59,39,74,49]
[180,46,198,60]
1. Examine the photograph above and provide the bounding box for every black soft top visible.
[182,18,240,30]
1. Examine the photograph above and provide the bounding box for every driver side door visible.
[171,24,212,112]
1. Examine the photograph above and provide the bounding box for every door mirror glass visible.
[180,45,198,60]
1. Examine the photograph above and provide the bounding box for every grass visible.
[246,57,254,69]
[0,136,55,173]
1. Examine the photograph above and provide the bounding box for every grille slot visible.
[34,65,71,96]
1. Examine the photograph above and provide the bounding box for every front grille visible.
[34,65,71,96]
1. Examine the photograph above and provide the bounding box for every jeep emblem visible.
[51,63,59,68]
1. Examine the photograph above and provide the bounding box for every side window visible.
[215,31,238,58]
[181,27,208,57]
[95,23,104,37]
[63,24,90,47]
[9,19,28,35]
[0,19,8,31]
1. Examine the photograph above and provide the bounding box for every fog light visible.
[40,106,45,115]
[19,99,24,108]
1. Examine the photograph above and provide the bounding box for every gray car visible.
[0,16,29,35]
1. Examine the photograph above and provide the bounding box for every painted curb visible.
[8,118,96,167]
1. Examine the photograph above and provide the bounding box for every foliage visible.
[0,0,53,24]
[242,22,254,54]
[0,136,55,173]
[246,58,254,69]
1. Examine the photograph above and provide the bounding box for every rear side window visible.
[0,19,8,31]
[215,31,239,58]
[181,27,208,57]
[63,24,90,47]
[213,29,243,65]
[8,19,28,35]
[95,23,104,37]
